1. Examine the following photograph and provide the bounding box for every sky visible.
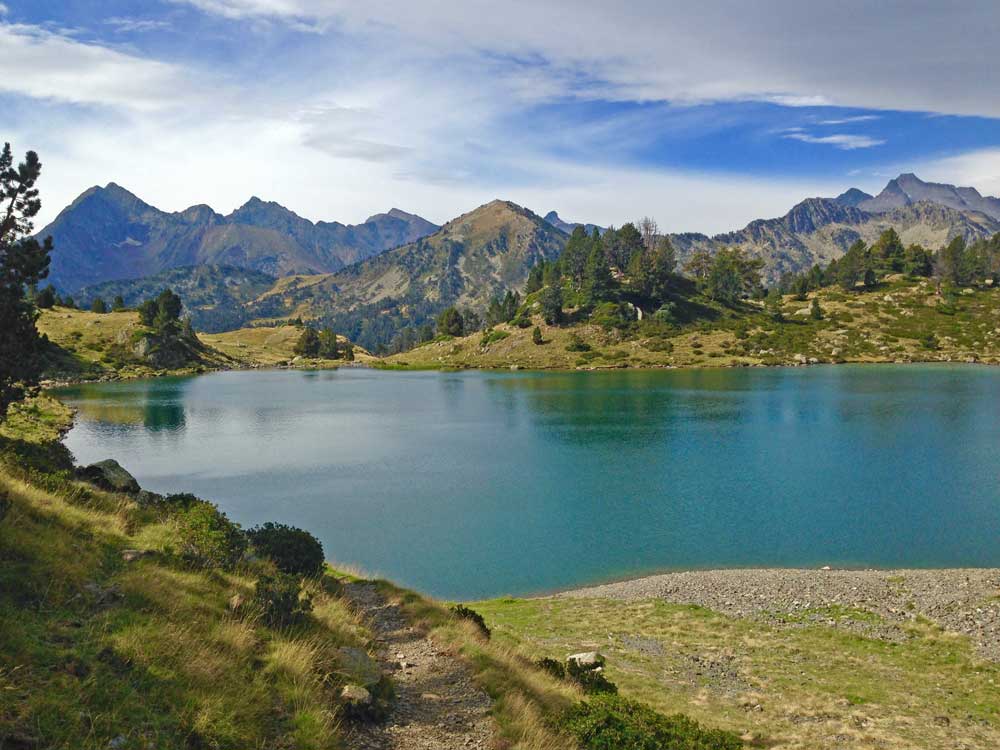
[4,0,1000,234]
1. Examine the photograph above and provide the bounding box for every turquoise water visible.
[57,366,1000,599]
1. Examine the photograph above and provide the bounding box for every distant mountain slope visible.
[858,173,1000,219]
[38,184,439,292]
[77,265,276,333]
[543,210,605,236]
[668,176,1000,282]
[246,200,568,350]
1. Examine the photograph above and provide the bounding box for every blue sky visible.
[4,0,1000,233]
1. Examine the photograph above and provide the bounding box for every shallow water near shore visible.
[57,364,1000,599]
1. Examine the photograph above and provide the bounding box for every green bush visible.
[532,326,544,345]
[566,333,591,352]
[512,316,533,328]
[450,604,490,639]
[252,572,312,627]
[480,329,511,347]
[567,660,618,695]
[246,522,325,576]
[643,338,673,353]
[562,694,742,750]
[535,657,565,680]
[175,500,246,569]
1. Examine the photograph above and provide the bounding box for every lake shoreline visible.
[555,566,1000,660]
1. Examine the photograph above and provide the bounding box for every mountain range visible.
[667,174,1000,280]
[39,184,439,292]
[40,172,1000,349]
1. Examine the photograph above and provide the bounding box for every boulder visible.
[135,489,164,506]
[78,459,140,494]
[337,646,381,689]
[567,651,605,670]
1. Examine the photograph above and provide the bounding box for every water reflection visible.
[56,365,1000,599]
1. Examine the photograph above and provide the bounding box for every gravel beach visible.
[559,568,1000,660]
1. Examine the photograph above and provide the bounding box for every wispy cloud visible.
[817,115,881,125]
[784,133,886,150]
[105,17,173,33]
[0,4,8,17]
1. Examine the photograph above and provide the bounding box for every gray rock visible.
[135,490,164,506]
[340,684,373,720]
[337,646,381,688]
[78,459,140,494]
[567,651,605,670]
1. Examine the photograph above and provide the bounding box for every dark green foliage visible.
[0,143,52,419]
[317,327,340,358]
[567,660,618,695]
[583,244,616,307]
[294,326,321,357]
[863,269,877,290]
[175,500,246,569]
[112,295,126,311]
[566,333,591,352]
[765,288,783,322]
[486,291,520,326]
[562,694,742,750]
[810,297,823,320]
[138,298,157,326]
[480,329,510,347]
[252,572,312,627]
[838,240,867,291]
[702,248,763,304]
[90,297,107,314]
[342,341,355,361]
[540,283,563,325]
[532,326,544,345]
[591,301,634,330]
[936,236,968,285]
[450,604,490,639]
[535,657,565,679]
[921,332,939,350]
[137,288,183,334]
[904,244,933,277]
[436,306,465,337]
[872,228,905,273]
[35,285,56,309]
[246,522,325,576]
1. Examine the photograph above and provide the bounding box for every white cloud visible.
[817,115,881,125]
[0,23,189,111]
[105,17,173,33]
[914,149,1000,198]
[175,0,1000,118]
[0,4,8,17]
[784,133,886,150]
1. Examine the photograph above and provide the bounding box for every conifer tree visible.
[0,143,53,418]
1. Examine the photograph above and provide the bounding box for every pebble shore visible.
[559,567,1000,660]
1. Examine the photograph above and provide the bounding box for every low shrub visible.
[480,329,511,347]
[567,660,618,695]
[561,694,742,750]
[643,338,673,353]
[252,572,312,627]
[566,333,591,352]
[535,657,565,680]
[246,522,325,576]
[450,604,490,639]
[175,500,246,569]
[512,316,533,329]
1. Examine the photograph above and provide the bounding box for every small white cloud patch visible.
[784,133,886,150]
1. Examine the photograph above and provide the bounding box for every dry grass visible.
[473,595,1000,750]
[200,325,374,366]
[0,402,369,749]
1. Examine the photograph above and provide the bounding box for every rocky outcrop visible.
[77,459,140,494]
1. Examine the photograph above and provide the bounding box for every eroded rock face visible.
[78,459,141,494]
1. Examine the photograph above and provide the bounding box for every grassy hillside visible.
[386,277,1000,370]
[201,325,375,366]
[36,307,234,381]
[473,594,1000,750]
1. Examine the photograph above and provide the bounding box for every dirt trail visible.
[343,582,494,750]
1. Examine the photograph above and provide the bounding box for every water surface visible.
[58,366,1000,599]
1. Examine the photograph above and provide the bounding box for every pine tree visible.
[293,326,321,357]
[532,326,543,345]
[0,143,52,418]
[91,297,107,314]
[436,307,464,337]
[540,283,563,324]
[583,244,614,306]
[317,328,340,358]
[112,295,126,311]
[810,297,822,320]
